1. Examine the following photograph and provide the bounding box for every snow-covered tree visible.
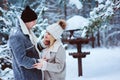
[0,1,49,79]
[86,0,120,47]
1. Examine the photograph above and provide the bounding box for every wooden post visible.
[77,43,83,76]
[62,30,91,77]
[92,33,95,48]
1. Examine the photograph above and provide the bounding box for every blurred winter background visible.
[0,0,120,80]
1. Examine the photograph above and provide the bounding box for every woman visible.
[33,20,66,80]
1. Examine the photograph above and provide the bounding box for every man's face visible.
[25,20,37,29]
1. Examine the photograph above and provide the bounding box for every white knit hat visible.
[46,20,66,39]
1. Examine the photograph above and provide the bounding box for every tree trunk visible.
[97,29,100,47]
[64,0,67,20]
[92,32,95,48]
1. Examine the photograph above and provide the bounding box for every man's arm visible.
[37,39,45,51]
[9,35,38,69]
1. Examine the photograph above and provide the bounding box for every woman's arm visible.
[34,46,66,72]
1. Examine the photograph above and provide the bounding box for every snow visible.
[106,0,111,6]
[116,1,120,9]
[95,0,104,3]
[0,17,12,26]
[0,45,120,80]
[66,15,89,38]
[105,6,114,16]
[0,7,4,12]
[0,68,14,80]
[66,47,120,80]
[66,15,89,30]
[69,0,83,9]
[0,0,119,79]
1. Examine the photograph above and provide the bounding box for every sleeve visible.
[37,30,46,51]
[42,46,66,72]
[9,35,38,69]
[37,39,46,51]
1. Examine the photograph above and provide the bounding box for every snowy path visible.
[66,47,120,80]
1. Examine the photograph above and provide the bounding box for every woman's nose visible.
[45,36,47,39]
[44,34,48,38]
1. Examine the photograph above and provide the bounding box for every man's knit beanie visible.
[21,6,37,23]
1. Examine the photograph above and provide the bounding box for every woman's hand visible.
[33,62,43,69]
[33,58,47,69]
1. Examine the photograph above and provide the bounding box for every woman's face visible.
[44,31,55,46]
[44,32,51,41]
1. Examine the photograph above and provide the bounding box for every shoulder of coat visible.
[10,27,24,38]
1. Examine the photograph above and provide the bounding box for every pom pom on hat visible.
[21,6,37,23]
[46,19,66,39]
[58,19,66,29]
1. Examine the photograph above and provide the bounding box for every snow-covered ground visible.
[66,47,120,80]
[0,47,120,80]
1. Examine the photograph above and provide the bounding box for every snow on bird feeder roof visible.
[65,16,89,38]
[66,15,89,31]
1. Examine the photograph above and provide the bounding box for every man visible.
[9,6,44,80]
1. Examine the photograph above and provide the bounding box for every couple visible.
[9,6,66,80]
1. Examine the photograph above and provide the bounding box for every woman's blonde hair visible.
[49,34,56,47]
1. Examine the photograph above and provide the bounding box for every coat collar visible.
[48,39,63,52]
[17,16,38,46]
[18,16,30,35]
[17,16,41,56]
